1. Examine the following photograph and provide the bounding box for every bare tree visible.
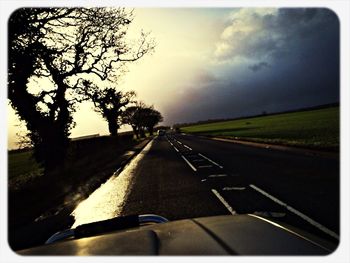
[8,8,155,170]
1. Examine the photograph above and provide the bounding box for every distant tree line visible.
[8,8,161,172]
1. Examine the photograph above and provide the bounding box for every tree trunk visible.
[132,126,139,139]
[31,124,69,171]
[139,128,146,138]
[8,44,70,171]
[107,118,119,136]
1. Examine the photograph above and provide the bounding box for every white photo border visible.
[1,1,349,263]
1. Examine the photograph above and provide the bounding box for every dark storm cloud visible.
[215,8,338,63]
[164,8,339,124]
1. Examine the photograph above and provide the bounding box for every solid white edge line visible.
[249,184,339,240]
[211,189,236,215]
[181,155,197,171]
[198,153,223,169]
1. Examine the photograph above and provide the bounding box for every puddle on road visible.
[71,140,154,228]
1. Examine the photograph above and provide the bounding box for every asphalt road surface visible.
[120,133,339,243]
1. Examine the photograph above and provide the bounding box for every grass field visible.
[181,107,339,150]
[8,134,138,191]
[8,151,43,185]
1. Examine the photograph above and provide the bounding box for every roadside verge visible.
[186,134,339,159]
[8,137,153,251]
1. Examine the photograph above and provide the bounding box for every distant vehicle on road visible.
[157,129,166,136]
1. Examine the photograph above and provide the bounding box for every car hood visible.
[18,214,334,255]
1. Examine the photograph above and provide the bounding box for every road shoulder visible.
[184,134,339,159]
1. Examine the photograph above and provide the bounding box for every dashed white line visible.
[167,139,180,152]
[208,174,227,178]
[198,165,213,168]
[211,189,236,215]
[222,187,246,191]
[198,153,223,169]
[181,155,197,172]
[249,184,339,240]
[183,145,192,150]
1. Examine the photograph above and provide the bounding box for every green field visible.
[181,107,339,150]
[8,134,138,191]
[8,151,43,189]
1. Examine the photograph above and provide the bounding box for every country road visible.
[72,133,339,243]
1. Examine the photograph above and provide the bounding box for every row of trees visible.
[8,8,161,171]
[122,102,163,138]
[83,81,163,138]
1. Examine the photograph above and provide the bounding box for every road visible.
[119,133,339,243]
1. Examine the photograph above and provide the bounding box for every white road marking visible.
[183,145,192,150]
[249,184,339,240]
[222,187,246,191]
[198,153,223,169]
[191,159,204,162]
[198,165,213,168]
[181,155,197,172]
[211,189,236,215]
[208,174,227,178]
[168,140,179,152]
[176,140,183,145]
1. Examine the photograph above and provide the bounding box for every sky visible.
[7,8,339,149]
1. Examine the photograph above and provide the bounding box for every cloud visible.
[214,8,339,65]
[248,61,270,72]
[164,8,339,125]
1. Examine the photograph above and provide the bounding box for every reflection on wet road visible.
[71,140,153,228]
